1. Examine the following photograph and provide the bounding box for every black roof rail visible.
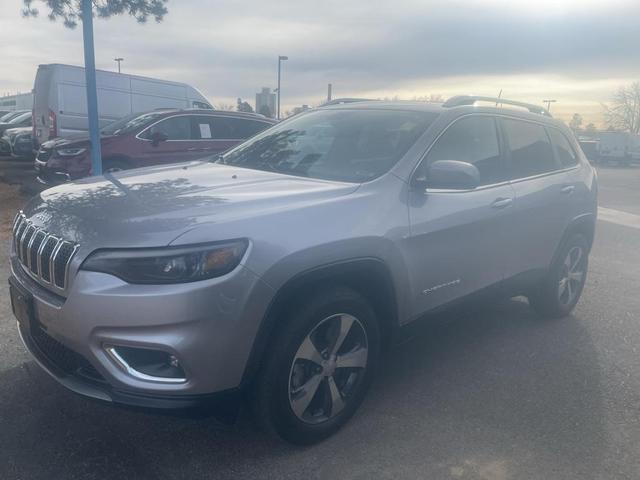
[321,98,376,106]
[442,95,552,117]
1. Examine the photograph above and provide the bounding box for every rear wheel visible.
[528,234,589,318]
[251,286,380,445]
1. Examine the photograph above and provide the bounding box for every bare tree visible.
[603,82,640,134]
[22,0,168,28]
[217,103,235,111]
[569,113,583,133]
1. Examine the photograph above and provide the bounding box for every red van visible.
[35,109,276,185]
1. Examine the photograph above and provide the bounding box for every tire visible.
[251,286,380,445]
[102,158,130,174]
[528,234,589,318]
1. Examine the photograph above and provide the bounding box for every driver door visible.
[405,114,517,317]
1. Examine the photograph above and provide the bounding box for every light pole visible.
[114,57,124,74]
[543,99,557,112]
[277,55,288,119]
[82,0,102,175]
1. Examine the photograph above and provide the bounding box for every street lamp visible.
[277,55,288,119]
[114,57,124,74]
[543,99,556,112]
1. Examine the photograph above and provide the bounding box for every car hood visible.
[4,126,31,137]
[41,134,117,149]
[22,160,360,250]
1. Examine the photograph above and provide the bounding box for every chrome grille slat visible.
[11,211,78,293]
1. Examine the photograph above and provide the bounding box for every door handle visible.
[561,185,575,195]
[187,147,200,151]
[491,197,513,209]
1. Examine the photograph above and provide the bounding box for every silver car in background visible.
[9,96,597,444]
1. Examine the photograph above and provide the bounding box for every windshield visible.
[101,112,164,136]
[0,111,26,122]
[219,109,437,182]
[7,112,30,124]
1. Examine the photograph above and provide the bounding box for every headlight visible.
[56,147,87,157]
[81,240,249,284]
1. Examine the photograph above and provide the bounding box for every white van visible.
[33,63,213,145]
[597,131,640,165]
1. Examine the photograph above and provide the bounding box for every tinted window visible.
[145,116,192,140]
[227,118,272,138]
[193,116,272,140]
[548,128,579,167]
[425,115,506,185]
[502,119,557,178]
[102,112,163,136]
[220,109,437,182]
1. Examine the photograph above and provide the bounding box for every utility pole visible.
[543,99,557,112]
[327,83,332,102]
[82,0,102,175]
[114,57,124,74]
[277,55,288,119]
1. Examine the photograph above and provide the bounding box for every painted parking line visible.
[598,207,640,229]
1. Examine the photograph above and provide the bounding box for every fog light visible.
[105,345,187,383]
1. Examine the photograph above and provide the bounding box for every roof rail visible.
[442,95,552,117]
[321,98,376,106]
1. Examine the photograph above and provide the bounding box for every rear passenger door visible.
[500,117,570,279]
[407,115,517,316]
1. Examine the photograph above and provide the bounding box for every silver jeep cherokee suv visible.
[9,96,597,444]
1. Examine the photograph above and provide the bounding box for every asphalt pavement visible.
[0,161,639,480]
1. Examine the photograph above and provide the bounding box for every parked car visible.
[0,110,29,123]
[9,96,597,445]
[32,63,213,147]
[0,111,32,138]
[35,109,275,184]
[1,127,35,158]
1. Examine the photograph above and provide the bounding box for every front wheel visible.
[251,286,380,445]
[528,234,589,318]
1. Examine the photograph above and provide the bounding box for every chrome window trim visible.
[105,346,187,384]
[135,113,272,142]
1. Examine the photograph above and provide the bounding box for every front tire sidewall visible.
[260,288,380,445]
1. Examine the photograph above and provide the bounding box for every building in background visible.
[255,87,276,118]
[0,92,33,111]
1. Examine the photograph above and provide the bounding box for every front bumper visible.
[9,249,273,411]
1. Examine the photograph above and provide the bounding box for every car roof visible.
[154,108,276,122]
[318,99,563,127]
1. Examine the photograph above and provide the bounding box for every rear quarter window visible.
[547,127,579,167]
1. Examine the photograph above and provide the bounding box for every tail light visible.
[48,109,57,139]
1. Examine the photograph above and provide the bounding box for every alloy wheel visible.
[558,246,585,306]
[288,313,368,424]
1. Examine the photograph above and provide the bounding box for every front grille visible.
[12,212,78,291]
[30,324,104,382]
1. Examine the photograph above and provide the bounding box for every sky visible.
[2,0,640,125]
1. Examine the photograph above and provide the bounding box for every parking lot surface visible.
[1,162,639,480]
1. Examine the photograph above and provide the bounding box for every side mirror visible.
[417,160,481,190]
[151,131,169,146]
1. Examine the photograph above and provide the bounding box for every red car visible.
[35,109,276,185]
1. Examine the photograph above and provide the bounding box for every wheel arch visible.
[240,257,399,388]
[551,213,596,268]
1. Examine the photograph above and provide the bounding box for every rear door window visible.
[547,128,579,167]
[501,118,558,178]
[425,115,507,185]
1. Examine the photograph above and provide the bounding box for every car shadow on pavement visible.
[0,297,606,480]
